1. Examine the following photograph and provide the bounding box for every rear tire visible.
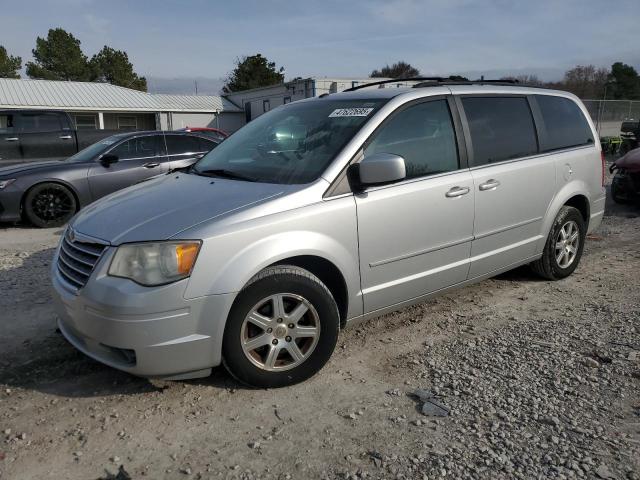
[531,206,586,280]
[222,265,340,388]
[23,182,77,228]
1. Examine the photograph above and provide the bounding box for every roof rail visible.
[343,77,452,92]
[344,76,551,92]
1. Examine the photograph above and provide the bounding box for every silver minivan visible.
[51,81,606,387]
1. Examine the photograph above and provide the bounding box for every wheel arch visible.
[539,182,591,252]
[268,255,350,328]
[20,179,82,218]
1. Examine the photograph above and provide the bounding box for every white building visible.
[0,78,244,133]
[224,77,410,122]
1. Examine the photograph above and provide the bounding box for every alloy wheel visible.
[555,220,580,269]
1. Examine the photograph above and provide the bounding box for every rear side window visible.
[165,135,201,155]
[364,99,459,179]
[535,95,594,151]
[198,137,218,152]
[462,97,538,166]
[19,113,65,133]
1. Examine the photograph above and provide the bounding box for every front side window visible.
[364,99,459,179]
[194,99,386,184]
[0,113,14,134]
[19,113,64,133]
[462,97,538,166]
[110,136,157,160]
[535,95,594,151]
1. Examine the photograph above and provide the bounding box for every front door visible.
[18,112,77,161]
[0,111,20,165]
[88,134,168,201]
[355,98,474,313]
[458,96,556,278]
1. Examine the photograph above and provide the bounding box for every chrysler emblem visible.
[68,228,75,243]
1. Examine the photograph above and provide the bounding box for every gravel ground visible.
[0,180,638,480]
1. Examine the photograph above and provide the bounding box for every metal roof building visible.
[0,78,244,132]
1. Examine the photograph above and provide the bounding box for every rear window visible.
[20,113,65,133]
[462,97,538,166]
[535,95,594,151]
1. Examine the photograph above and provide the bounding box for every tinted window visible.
[0,113,15,134]
[110,136,157,160]
[165,135,201,155]
[198,137,218,152]
[536,95,594,151]
[462,97,538,165]
[364,100,459,179]
[20,113,64,133]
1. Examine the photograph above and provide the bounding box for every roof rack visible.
[343,76,550,92]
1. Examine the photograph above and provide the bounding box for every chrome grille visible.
[57,231,107,289]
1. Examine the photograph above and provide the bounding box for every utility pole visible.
[195,80,198,95]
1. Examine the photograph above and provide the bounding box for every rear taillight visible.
[601,151,605,187]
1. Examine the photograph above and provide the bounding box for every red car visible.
[179,127,228,143]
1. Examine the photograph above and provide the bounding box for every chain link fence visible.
[582,99,640,137]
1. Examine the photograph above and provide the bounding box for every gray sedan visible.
[0,131,219,227]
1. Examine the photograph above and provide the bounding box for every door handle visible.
[143,162,160,168]
[4,137,18,142]
[59,135,73,140]
[445,186,470,198]
[479,179,501,191]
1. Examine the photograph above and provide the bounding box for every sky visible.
[1,0,638,95]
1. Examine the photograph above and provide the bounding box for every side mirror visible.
[100,154,118,167]
[348,153,406,192]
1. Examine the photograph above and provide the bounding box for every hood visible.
[71,172,287,244]
[0,161,63,177]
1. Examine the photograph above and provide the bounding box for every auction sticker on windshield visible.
[329,108,374,117]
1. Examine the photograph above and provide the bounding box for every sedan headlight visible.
[108,241,201,286]
[0,179,16,189]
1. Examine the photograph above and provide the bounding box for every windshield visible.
[193,99,386,184]
[64,136,122,163]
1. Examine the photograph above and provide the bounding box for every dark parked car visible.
[0,130,219,227]
[0,110,119,166]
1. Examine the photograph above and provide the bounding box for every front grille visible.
[57,232,107,290]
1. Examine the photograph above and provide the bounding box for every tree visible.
[223,54,284,93]
[370,61,420,79]
[608,62,640,100]
[26,28,92,81]
[90,46,147,91]
[559,65,608,99]
[0,46,21,78]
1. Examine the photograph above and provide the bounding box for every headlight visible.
[108,241,201,286]
[0,179,16,189]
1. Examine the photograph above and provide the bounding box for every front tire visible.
[23,182,77,228]
[531,206,586,280]
[222,265,340,388]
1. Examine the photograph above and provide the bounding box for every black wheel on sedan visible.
[222,265,340,388]
[23,182,77,228]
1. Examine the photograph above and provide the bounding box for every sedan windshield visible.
[64,136,122,163]
[193,99,386,184]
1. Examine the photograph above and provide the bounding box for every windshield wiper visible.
[194,168,258,182]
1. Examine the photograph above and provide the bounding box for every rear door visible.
[18,112,76,161]
[355,97,475,313]
[0,111,21,165]
[457,95,556,278]
[87,134,168,200]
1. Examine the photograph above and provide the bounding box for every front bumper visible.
[0,188,22,222]
[51,245,236,379]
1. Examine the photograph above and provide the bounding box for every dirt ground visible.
[0,178,638,479]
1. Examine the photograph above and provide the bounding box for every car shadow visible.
[0,245,246,398]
